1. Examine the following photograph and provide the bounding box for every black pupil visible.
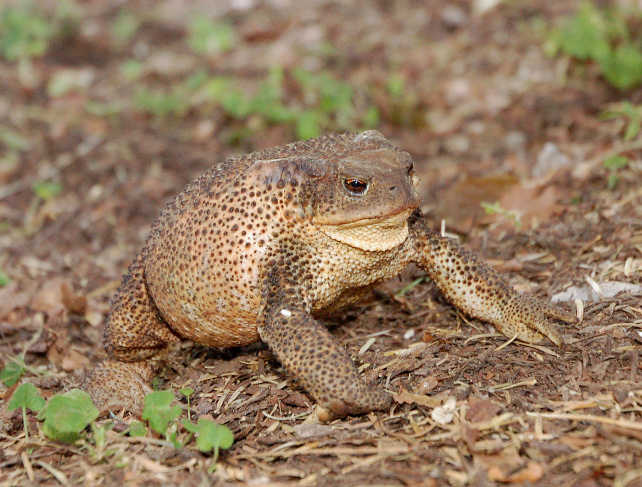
[345,179,368,194]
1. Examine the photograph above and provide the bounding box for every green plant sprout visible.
[481,201,522,230]
[135,87,191,120]
[1,328,46,386]
[0,355,25,386]
[180,387,194,421]
[111,10,139,46]
[0,270,10,287]
[7,383,45,442]
[395,277,425,297]
[0,128,30,151]
[38,389,99,443]
[548,2,642,90]
[183,419,234,472]
[141,390,182,436]
[601,102,642,141]
[3,381,235,467]
[0,4,53,62]
[126,420,147,437]
[32,180,63,201]
[603,154,629,189]
[293,67,356,138]
[0,3,60,88]
[89,422,116,461]
[188,17,236,56]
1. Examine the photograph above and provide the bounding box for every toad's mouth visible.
[318,208,413,252]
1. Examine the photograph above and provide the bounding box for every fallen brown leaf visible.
[466,396,502,423]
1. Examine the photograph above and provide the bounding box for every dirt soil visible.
[1,0,642,486]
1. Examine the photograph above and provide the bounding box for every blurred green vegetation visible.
[547,1,642,90]
[0,2,54,62]
[0,3,424,142]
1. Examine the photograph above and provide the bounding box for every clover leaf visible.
[8,382,45,442]
[141,390,181,435]
[183,418,234,469]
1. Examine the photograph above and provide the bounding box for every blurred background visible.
[1,0,641,269]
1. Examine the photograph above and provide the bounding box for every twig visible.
[527,412,642,431]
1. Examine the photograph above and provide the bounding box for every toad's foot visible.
[409,214,576,345]
[82,359,157,415]
[496,293,577,345]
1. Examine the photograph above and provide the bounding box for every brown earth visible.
[1,0,641,486]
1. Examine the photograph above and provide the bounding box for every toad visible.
[85,131,575,418]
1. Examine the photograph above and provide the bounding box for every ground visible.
[1,0,642,486]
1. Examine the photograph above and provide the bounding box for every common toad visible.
[85,131,575,418]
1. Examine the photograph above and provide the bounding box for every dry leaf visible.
[61,348,90,371]
[31,279,68,314]
[434,175,518,232]
[393,388,443,408]
[499,183,565,230]
[415,376,439,395]
[477,450,544,483]
[61,282,87,315]
[0,282,33,320]
[461,423,479,451]
[466,396,502,423]
[487,462,544,483]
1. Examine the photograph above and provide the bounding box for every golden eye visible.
[344,178,369,195]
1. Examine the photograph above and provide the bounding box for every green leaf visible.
[141,390,181,435]
[188,18,235,56]
[38,389,99,444]
[604,154,629,190]
[182,418,234,460]
[0,270,10,287]
[134,87,190,119]
[598,44,642,90]
[387,73,406,99]
[0,5,54,62]
[603,154,629,170]
[120,59,143,82]
[295,110,322,140]
[1,356,24,387]
[111,11,139,43]
[362,106,380,129]
[600,102,642,140]
[179,387,194,398]
[91,422,111,449]
[127,420,147,437]
[557,2,609,60]
[7,383,45,412]
[33,180,62,200]
[0,128,30,151]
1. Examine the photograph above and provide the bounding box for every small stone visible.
[533,142,571,178]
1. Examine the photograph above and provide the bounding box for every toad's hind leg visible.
[83,251,180,414]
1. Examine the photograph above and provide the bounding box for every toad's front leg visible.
[258,266,392,419]
[408,212,576,345]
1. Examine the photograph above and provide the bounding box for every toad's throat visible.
[318,210,412,252]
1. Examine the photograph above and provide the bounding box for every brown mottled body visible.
[85,131,575,416]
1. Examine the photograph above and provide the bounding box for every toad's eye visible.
[344,178,369,195]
